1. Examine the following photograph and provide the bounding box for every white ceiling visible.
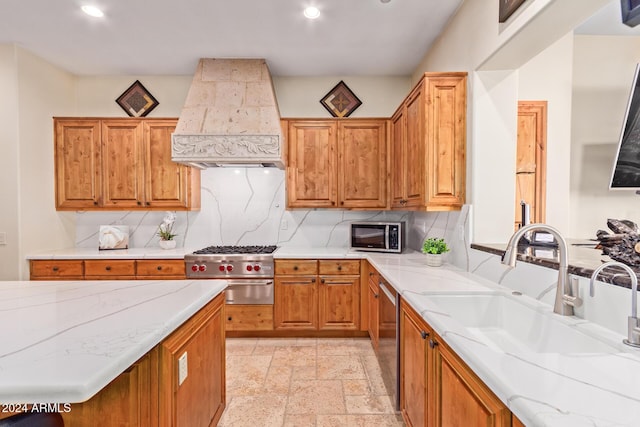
[0,0,464,77]
[576,0,640,36]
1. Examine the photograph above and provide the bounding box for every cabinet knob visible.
[227,316,232,321]
[157,266,162,271]
[429,339,438,349]
[311,278,316,283]
[293,265,299,271]
[374,293,379,299]
[321,278,325,284]
[137,201,141,206]
[421,331,429,340]
[52,266,59,272]
[146,202,150,206]
[369,272,374,277]
[340,201,344,205]
[93,201,98,206]
[337,265,342,271]
[105,266,111,271]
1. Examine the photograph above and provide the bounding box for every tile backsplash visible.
[75,168,470,265]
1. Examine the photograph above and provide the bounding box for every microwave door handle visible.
[385,225,390,250]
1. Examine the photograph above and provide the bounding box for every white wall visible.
[518,32,574,235]
[0,46,20,279]
[570,35,640,237]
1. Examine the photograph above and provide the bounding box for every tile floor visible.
[219,337,405,427]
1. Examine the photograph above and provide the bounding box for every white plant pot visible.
[159,240,176,250]
[425,253,444,267]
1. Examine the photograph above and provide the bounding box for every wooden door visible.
[143,119,188,208]
[274,276,318,329]
[390,108,407,208]
[367,270,380,350]
[404,83,426,208]
[286,121,337,208]
[338,120,388,209]
[102,120,145,208]
[424,74,467,209]
[54,119,102,209]
[400,300,429,427]
[318,275,360,330]
[515,101,547,229]
[432,334,511,427]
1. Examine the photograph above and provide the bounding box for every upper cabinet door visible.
[287,120,338,208]
[404,84,426,208]
[101,120,145,208]
[54,119,102,209]
[338,120,388,209]
[390,109,406,208]
[143,119,188,208]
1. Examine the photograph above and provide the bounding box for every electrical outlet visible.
[178,352,188,385]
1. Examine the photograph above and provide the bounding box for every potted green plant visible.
[157,212,177,249]
[421,237,450,267]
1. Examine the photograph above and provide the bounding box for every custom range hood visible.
[171,58,284,169]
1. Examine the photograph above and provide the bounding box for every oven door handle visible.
[224,280,273,286]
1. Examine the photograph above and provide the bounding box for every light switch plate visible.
[178,351,188,386]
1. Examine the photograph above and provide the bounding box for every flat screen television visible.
[610,63,640,189]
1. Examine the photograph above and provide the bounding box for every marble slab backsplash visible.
[75,168,470,261]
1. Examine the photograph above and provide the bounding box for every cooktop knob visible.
[218,265,225,272]
[246,265,253,271]
[254,265,261,272]
[199,265,207,272]
[191,265,198,272]
[226,265,233,272]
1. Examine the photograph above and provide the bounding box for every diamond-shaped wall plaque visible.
[116,80,159,117]
[320,80,362,118]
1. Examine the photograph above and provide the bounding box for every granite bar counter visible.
[0,279,226,404]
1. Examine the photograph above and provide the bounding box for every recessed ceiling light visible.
[304,6,320,19]
[81,5,104,18]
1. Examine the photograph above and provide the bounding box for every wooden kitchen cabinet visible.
[391,73,467,211]
[274,259,360,331]
[54,117,200,211]
[366,262,380,350]
[29,260,84,280]
[400,299,511,427]
[225,305,274,331]
[29,259,186,280]
[159,293,225,427]
[285,119,388,209]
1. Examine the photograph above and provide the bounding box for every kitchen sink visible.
[426,293,617,354]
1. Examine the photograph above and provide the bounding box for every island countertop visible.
[0,279,227,404]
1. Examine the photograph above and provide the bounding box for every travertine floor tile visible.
[317,355,366,380]
[222,337,404,426]
[286,380,345,415]
[218,395,287,427]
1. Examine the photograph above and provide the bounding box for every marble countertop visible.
[0,279,227,404]
[26,247,195,260]
[365,252,640,427]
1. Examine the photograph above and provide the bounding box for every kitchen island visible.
[0,279,227,426]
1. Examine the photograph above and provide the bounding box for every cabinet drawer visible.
[275,259,318,275]
[30,260,84,279]
[319,260,360,275]
[225,305,274,331]
[84,260,136,278]
[136,260,185,278]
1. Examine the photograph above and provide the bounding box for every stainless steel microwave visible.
[350,221,405,253]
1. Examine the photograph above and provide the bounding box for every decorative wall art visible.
[498,0,527,23]
[115,80,159,117]
[320,80,362,117]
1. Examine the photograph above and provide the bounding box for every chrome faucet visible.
[590,261,640,348]
[502,223,581,316]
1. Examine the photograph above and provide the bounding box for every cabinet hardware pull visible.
[293,266,299,271]
[157,266,162,271]
[105,266,111,271]
[337,265,342,271]
[369,272,374,277]
[321,278,325,284]
[421,331,429,340]
[227,316,232,321]
[311,278,316,283]
[93,201,98,206]
[52,266,59,272]
[137,201,141,205]
[429,339,438,349]
[374,294,379,298]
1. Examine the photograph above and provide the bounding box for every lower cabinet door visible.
[318,275,360,330]
[400,300,429,427]
[432,336,511,427]
[274,276,318,329]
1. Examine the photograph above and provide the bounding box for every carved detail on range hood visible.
[172,58,284,169]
